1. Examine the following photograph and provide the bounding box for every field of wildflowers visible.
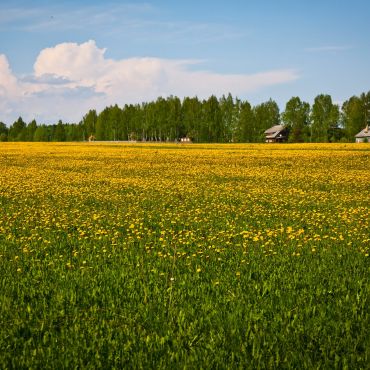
[0,142,369,368]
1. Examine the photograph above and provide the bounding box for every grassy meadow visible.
[0,142,369,368]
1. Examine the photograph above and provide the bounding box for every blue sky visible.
[0,0,369,124]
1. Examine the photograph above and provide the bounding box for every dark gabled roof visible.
[355,126,370,138]
[264,125,287,139]
[264,125,285,134]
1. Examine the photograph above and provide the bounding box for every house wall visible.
[356,137,369,143]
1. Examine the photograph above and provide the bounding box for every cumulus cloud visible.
[34,40,108,83]
[0,40,299,124]
[0,54,19,97]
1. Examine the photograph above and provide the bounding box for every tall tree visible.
[65,124,80,141]
[341,96,364,141]
[0,122,8,141]
[229,97,241,142]
[182,97,202,141]
[219,93,235,142]
[342,91,370,141]
[26,119,38,142]
[201,95,222,142]
[33,125,49,142]
[54,120,66,141]
[131,104,143,141]
[150,97,168,141]
[310,94,339,142]
[359,91,370,134]
[282,97,310,142]
[122,104,140,141]
[141,102,154,141]
[167,95,183,140]
[95,108,110,141]
[236,100,254,142]
[9,117,26,141]
[253,99,280,142]
[109,104,123,141]
[82,110,97,140]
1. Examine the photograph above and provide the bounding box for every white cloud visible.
[0,54,19,97]
[0,40,299,124]
[34,40,108,83]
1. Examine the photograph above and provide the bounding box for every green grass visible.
[0,143,369,368]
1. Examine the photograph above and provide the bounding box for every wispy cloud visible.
[0,2,246,46]
[304,45,353,52]
[0,40,299,124]
[0,3,154,31]
[0,6,42,24]
[20,74,73,85]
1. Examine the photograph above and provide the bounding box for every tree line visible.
[1,92,369,143]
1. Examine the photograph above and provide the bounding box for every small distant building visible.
[355,125,370,143]
[180,137,192,143]
[264,125,288,143]
[88,135,96,142]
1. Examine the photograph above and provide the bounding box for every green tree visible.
[139,103,151,141]
[229,98,241,142]
[167,95,183,140]
[82,110,97,140]
[121,104,139,141]
[108,105,123,141]
[154,97,168,141]
[282,97,310,142]
[9,117,26,141]
[26,119,38,142]
[310,94,339,142]
[220,93,235,142]
[65,123,81,141]
[360,91,370,125]
[253,99,280,142]
[341,96,363,141]
[54,120,66,141]
[341,91,370,141]
[96,108,110,141]
[145,98,163,141]
[0,122,8,142]
[130,104,143,141]
[236,100,254,142]
[182,97,202,141]
[33,125,49,142]
[201,95,222,142]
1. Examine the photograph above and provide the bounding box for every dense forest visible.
[1,92,369,143]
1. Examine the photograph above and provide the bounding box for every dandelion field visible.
[0,142,369,368]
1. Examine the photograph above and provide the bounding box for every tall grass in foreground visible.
[0,142,369,368]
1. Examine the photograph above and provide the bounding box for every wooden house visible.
[264,125,288,143]
[355,125,370,142]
